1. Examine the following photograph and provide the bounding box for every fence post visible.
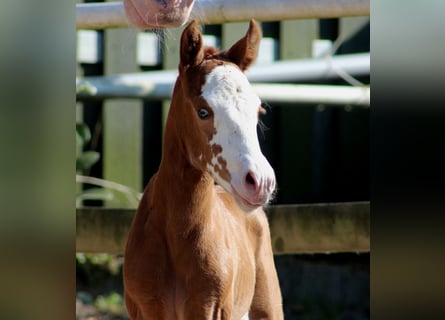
[222,22,249,49]
[277,20,318,203]
[103,4,143,206]
[161,27,184,141]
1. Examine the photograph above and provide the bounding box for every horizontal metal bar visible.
[77,2,128,30]
[75,53,369,87]
[76,202,370,254]
[77,53,370,106]
[246,53,370,83]
[77,80,370,106]
[76,0,370,30]
[254,84,370,106]
[192,0,370,25]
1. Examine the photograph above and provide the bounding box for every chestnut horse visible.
[124,0,195,29]
[124,20,283,319]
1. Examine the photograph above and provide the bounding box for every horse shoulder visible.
[246,208,270,245]
[124,172,170,298]
[126,174,157,245]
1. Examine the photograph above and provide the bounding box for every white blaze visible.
[201,64,272,197]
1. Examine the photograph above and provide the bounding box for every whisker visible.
[257,101,273,140]
[261,101,272,114]
[257,119,268,140]
[268,186,279,205]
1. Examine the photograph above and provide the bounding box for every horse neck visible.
[155,79,215,221]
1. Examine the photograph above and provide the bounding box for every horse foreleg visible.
[183,297,233,320]
[249,227,283,320]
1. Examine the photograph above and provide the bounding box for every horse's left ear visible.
[180,20,204,70]
[224,19,262,72]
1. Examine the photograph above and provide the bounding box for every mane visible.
[203,46,236,65]
[203,46,219,58]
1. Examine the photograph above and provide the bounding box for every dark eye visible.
[198,108,210,119]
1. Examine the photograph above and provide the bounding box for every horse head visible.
[174,20,276,212]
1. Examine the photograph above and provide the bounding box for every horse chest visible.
[124,19,284,319]
[165,209,257,313]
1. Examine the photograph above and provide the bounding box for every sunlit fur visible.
[123,20,283,320]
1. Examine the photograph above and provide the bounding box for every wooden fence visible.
[76,1,370,254]
[77,202,370,254]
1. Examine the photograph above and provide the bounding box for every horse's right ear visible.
[180,20,204,70]
[223,19,262,72]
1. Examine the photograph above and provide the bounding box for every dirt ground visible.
[76,298,128,320]
[76,253,128,320]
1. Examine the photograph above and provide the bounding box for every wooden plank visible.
[318,16,369,202]
[76,202,370,254]
[161,27,185,136]
[222,22,249,49]
[267,202,370,254]
[280,20,318,60]
[339,16,370,47]
[76,208,134,253]
[276,20,318,203]
[103,5,142,204]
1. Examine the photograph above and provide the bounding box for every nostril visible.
[245,172,257,187]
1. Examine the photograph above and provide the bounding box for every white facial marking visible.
[201,64,270,194]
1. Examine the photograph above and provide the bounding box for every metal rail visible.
[76,202,370,254]
[77,53,370,106]
[76,0,370,30]
[77,79,370,106]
